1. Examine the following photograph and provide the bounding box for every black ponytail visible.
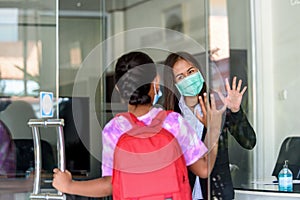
[115,52,156,105]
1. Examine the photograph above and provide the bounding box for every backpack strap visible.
[116,112,145,127]
[148,110,171,128]
[117,110,171,127]
[116,110,172,137]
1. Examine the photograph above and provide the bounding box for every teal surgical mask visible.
[153,82,162,105]
[175,71,204,96]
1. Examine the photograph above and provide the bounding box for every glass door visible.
[0,0,58,197]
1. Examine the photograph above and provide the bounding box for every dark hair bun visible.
[115,52,156,105]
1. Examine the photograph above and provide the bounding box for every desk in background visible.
[235,179,300,200]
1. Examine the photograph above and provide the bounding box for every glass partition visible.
[102,0,209,199]
[0,0,107,198]
[220,0,300,199]
[104,0,300,198]
[1,0,300,199]
[58,0,105,180]
[0,0,58,197]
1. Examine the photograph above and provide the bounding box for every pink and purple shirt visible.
[101,107,207,177]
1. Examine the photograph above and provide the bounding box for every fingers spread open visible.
[240,86,247,95]
[198,95,206,115]
[237,79,242,91]
[232,76,237,90]
[225,78,231,92]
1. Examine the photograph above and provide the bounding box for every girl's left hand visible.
[221,76,247,113]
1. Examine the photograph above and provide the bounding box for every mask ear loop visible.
[153,75,160,95]
[153,81,158,96]
[152,78,162,105]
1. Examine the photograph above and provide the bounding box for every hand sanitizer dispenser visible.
[278,160,293,192]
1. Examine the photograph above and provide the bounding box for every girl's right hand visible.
[52,168,73,194]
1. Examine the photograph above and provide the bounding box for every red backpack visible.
[112,110,191,200]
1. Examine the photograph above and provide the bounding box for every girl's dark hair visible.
[163,51,206,111]
[114,51,156,105]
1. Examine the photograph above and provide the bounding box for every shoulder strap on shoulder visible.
[116,112,145,127]
[149,110,172,127]
[116,110,173,129]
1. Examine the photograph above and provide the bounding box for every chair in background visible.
[272,136,300,180]
[0,100,57,146]
[0,100,36,139]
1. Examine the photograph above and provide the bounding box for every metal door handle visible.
[28,119,66,200]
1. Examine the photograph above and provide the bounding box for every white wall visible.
[253,0,276,180]
[254,0,300,179]
[272,0,300,152]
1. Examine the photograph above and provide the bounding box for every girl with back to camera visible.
[52,51,226,199]
[163,51,256,200]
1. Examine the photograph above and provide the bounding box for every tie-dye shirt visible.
[101,107,207,177]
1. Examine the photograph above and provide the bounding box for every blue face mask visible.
[153,82,162,105]
[175,71,204,96]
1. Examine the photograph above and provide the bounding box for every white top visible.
[178,96,205,200]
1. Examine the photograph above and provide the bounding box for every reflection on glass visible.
[1,0,300,198]
[0,4,56,97]
[0,8,39,96]
[0,1,57,198]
